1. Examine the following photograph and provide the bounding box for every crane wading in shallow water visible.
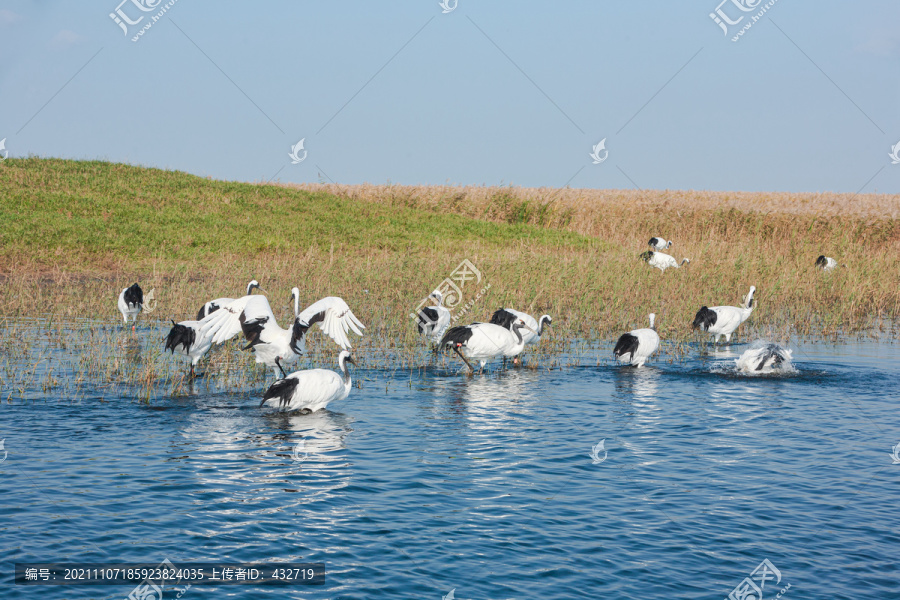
[117,283,143,331]
[164,319,213,379]
[440,319,535,374]
[489,308,552,365]
[260,350,356,413]
[614,313,660,367]
[415,290,452,347]
[164,280,266,379]
[692,286,756,345]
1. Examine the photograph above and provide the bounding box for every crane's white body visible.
[416,290,452,343]
[117,287,142,323]
[199,289,364,378]
[614,314,660,367]
[442,321,532,371]
[261,351,354,413]
[644,251,689,272]
[735,342,794,374]
[705,307,751,343]
[694,286,756,344]
[491,308,551,346]
[468,323,527,366]
[648,237,672,251]
[817,256,839,271]
[200,294,297,378]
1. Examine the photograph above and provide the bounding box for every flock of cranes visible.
[120,280,365,413]
[112,241,837,412]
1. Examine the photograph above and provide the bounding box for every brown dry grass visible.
[290,183,900,222]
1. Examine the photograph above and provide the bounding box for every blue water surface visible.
[1,338,898,599]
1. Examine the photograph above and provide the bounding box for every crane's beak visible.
[523,324,537,335]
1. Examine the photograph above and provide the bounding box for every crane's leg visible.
[189,364,205,379]
[275,357,287,378]
[453,346,475,373]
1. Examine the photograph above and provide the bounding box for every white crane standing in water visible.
[414,290,451,345]
[260,350,356,413]
[117,283,143,330]
[164,319,213,379]
[440,319,535,373]
[692,286,756,344]
[489,307,552,365]
[613,313,660,367]
[489,308,552,347]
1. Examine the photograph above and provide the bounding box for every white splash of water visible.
[734,340,797,375]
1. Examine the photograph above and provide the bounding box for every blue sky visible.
[1,1,898,194]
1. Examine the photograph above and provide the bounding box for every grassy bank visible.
[1,158,898,348]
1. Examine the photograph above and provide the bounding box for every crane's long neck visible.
[744,289,756,312]
[293,294,300,318]
[339,356,351,387]
[538,316,549,335]
[511,324,526,350]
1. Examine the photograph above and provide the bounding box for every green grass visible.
[0,158,601,268]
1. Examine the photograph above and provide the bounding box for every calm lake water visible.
[2,334,898,599]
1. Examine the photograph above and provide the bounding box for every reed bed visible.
[288,181,900,336]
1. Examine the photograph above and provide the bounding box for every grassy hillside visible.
[1,158,897,344]
[0,158,596,267]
